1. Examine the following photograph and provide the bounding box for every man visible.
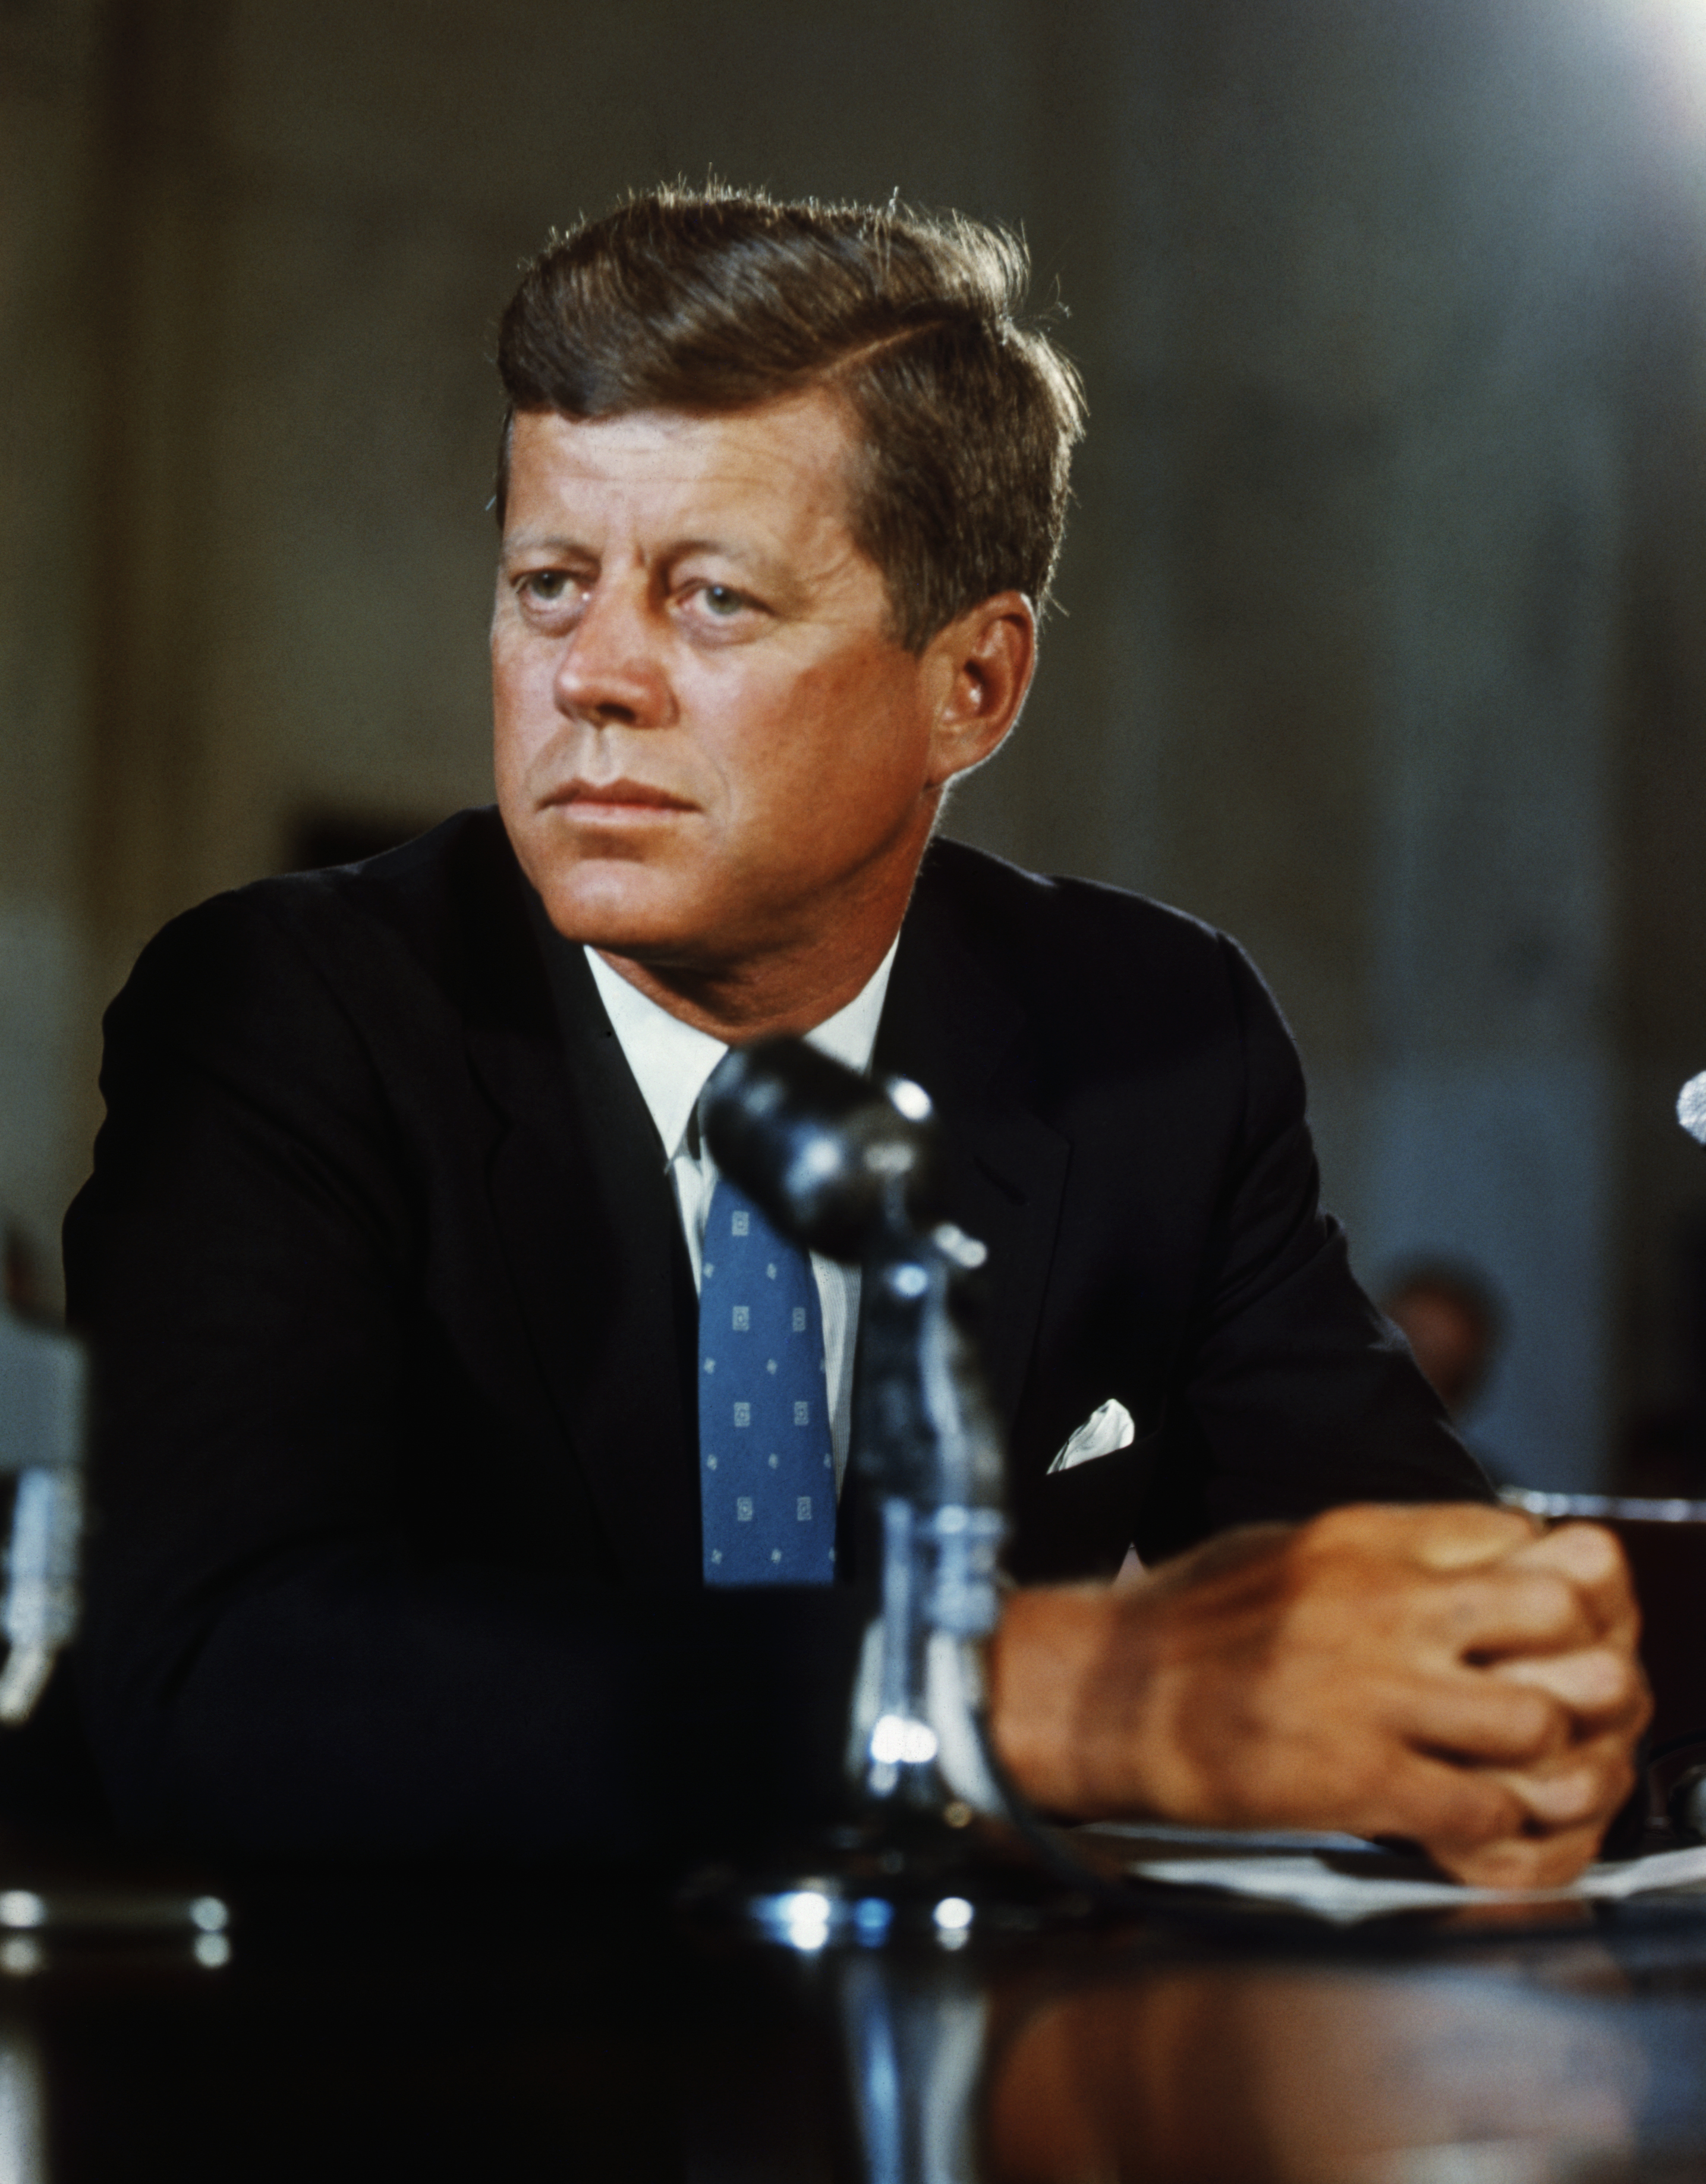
[65,190,1645,1885]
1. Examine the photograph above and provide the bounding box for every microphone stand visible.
[688,1041,1118,1945]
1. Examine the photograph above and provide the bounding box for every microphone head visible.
[1680,1074,1706,1147]
[701,1038,935,1260]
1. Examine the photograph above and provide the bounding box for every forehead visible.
[503,389,861,542]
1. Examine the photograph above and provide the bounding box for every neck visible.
[594,917,901,1044]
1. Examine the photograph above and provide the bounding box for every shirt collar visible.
[584,939,901,1163]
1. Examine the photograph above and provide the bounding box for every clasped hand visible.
[990,1505,1650,1887]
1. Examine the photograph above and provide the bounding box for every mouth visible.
[546,778,698,817]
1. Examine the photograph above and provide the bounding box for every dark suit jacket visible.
[63,810,1486,1858]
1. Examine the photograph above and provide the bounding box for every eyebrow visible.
[499,532,787,584]
[668,536,758,565]
[498,532,596,560]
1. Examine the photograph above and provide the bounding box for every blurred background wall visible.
[3,0,1705,1489]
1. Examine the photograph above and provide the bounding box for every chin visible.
[529,862,707,961]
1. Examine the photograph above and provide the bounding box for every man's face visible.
[492,391,970,979]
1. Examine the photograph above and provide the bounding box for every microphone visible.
[0,1304,86,1723]
[700,1038,936,1263]
[1680,1074,1706,1147]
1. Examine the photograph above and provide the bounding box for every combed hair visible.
[495,186,1086,652]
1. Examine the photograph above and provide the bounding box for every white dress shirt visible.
[583,943,899,1488]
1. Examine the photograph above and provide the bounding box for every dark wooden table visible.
[4,1845,1706,2181]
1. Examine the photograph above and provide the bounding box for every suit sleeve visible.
[1140,936,1493,1557]
[65,895,866,1860]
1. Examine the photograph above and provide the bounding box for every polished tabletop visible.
[4,1834,1706,2182]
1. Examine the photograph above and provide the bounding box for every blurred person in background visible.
[2,1218,49,1325]
[1381,1260,1505,1480]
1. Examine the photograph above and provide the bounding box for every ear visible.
[921,592,1037,789]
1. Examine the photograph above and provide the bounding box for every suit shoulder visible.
[231,805,511,953]
[920,835,1267,1026]
[118,807,520,1021]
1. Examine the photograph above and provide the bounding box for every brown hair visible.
[494,186,1085,652]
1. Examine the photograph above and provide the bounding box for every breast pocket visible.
[1012,1431,1163,1584]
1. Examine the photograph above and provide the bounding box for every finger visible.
[1484,1728,1639,1833]
[1491,1645,1650,1734]
[1397,1504,1542,1571]
[1433,1565,1597,1661]
[1307,1502,1537,1571]
[1505,1524,1639,1644]
[1417,1746,1631,1889]
[1324,1746,1530,1853]
[1429,1820,1608,1891]
[1393,1671,1570,1767]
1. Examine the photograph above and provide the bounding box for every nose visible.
[553,577,671,729]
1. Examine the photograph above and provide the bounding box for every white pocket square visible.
[1046,1398,1136,1474]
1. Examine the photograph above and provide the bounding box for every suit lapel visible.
[460,863,700,1589]
[872,852,1070,1435]
[446,829,1065,1587]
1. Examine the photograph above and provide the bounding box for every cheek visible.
[489,694,524,794]
[715,654,924,805]
[490,648,556,774]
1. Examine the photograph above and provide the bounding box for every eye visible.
[681,579,766,631]
[520,569,571,603]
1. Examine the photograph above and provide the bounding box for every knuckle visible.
[1553,1521,1626,1582]
[1525,1568,1579,1624]
[1503,1684,1563,1751]
[1305,1505,1376,1552]
[1543,1769,1603,1827]
[1604,1648,1649,1716]
[1431,1770,1519,1845]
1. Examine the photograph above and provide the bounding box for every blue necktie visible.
[698,1176,836,1585]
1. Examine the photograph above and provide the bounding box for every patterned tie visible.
[698,1175,836,1585]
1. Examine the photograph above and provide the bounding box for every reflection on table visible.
[0,1858,1704,2179]
[983,1952,1645,2182]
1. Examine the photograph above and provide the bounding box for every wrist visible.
[989,1584,1154,1818]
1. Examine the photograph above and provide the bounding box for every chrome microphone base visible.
[679,1808,1123,1949]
